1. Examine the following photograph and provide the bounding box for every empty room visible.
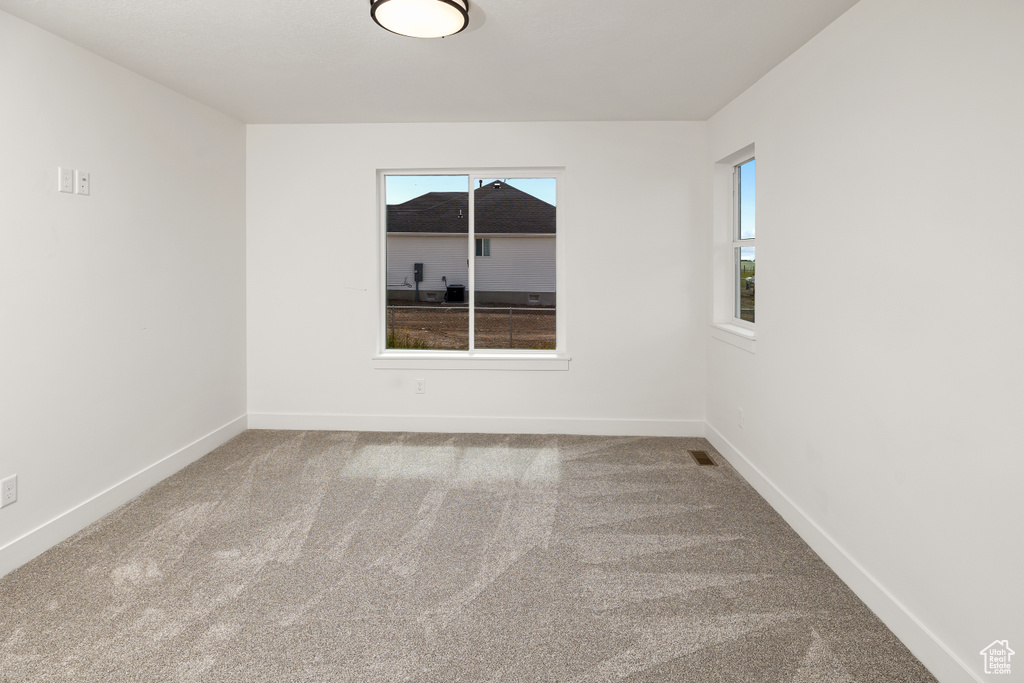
[1,0,1021,680]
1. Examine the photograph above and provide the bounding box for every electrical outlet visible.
[75,170,90,195]
[0,475,16,508]
[58,166,74,193]
[415,379,426,394]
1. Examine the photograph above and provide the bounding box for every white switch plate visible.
[75,170,90,195]
[58,166,74,193]
[0,474,16,508]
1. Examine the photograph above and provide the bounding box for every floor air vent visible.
[689,450,717,466]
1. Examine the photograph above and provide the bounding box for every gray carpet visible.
[0,430,936,681]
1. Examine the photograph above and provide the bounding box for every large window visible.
[734,158,755,324]
[381,172,560,354]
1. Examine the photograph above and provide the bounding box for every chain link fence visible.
[386,305,555,350]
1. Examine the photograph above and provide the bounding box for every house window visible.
[381,171,560,354]
[712,145,755,350]
[734,158,755,324]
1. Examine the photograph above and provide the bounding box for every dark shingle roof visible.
[386,181,555,234]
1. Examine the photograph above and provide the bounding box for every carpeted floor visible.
[0,430,937,681]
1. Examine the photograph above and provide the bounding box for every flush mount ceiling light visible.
[370,0,469,39]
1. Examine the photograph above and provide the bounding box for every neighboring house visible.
[386,181,556,305]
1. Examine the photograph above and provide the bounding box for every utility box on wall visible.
[413,263,423,282]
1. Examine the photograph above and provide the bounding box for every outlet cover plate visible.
[75,170,90,195]
[58,166,74,193]
[0,474,16,508]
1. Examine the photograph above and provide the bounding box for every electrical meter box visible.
[414,263,423,282]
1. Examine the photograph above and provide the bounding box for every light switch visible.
[58,167,74,193]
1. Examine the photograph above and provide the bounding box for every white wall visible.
[247,122,708,434]
[706,1,1024,680]
[0,11,247,576]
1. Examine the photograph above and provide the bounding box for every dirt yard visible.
[386,304,555,350]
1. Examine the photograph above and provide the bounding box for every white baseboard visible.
[704,423,980,683]
[0,415,248,579]
[247,412,705,438]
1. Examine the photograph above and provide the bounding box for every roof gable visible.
[386,181,555,234]
[387,192,467,233]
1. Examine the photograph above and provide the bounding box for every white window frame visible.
[374,168,569,370]
[711,145,756,352]
[475,237,491,257]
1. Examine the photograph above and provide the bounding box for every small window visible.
[734,158,755,324]
[475,238,490,257]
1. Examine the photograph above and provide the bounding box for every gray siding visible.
[475,236,555,292]
[387,236,468,291]
[387,235,555,293]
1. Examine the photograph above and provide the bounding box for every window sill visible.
[710,323,756,353]
[373,352,570,371]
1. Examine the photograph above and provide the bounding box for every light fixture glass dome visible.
[370,0,469,39]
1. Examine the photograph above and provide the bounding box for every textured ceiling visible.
[0,0,860,123]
